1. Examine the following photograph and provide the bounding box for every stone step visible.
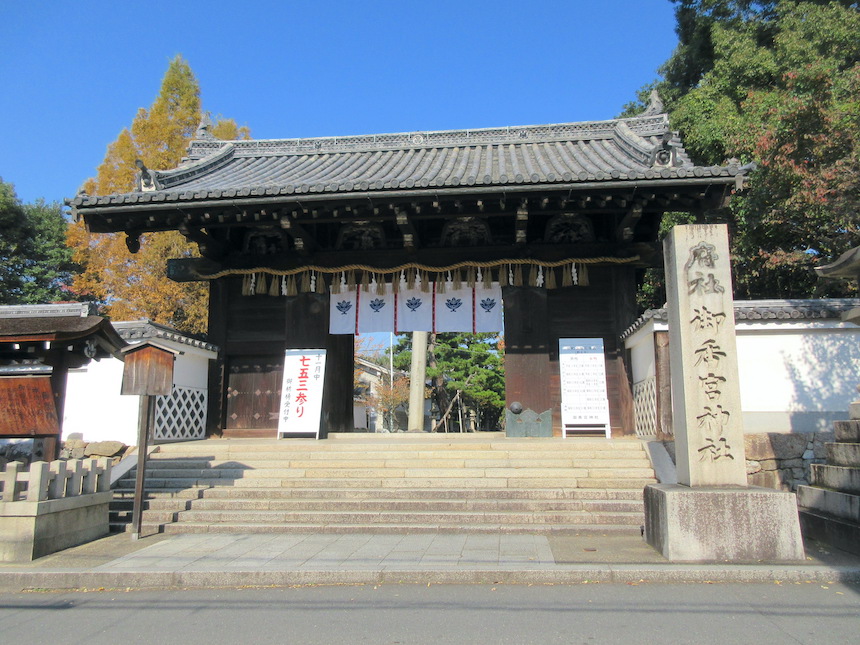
[810,464,860,495]
[797,485,860,524]
[146,449,650,463]
[827,443,860,468]
[834,420,860,443]
[122,465,653,482]
[153,439,645,454]
[144,497,642,514]
[141,508,645,527]
[129,460,651,479]
[113,486,644,502]
[798,508,860,556]
[154,521,642,536]
[112,436,655,534]
[116,474,653,490]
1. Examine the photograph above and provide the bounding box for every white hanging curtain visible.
[434,282,473,332]
[474,283,503,332]
[329,288,357,335]
[396,280,433,332]
[357,282,395,333]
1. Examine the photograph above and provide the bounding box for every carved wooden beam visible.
[515,200,529,244]
[279,214,317,253]
[178,224,226,260]
[395,207,420,249]
[616,203,643,242]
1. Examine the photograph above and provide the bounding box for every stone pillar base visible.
[644,483,805,562]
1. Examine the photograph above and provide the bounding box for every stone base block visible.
[0,492,111,562]
[644,483,805,562]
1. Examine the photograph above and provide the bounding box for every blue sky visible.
[0,1,679,207]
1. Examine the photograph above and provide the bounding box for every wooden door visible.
[225,357,284,430]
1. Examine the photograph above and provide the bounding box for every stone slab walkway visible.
[1,531,859,592]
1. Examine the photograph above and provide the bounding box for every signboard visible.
[277,349,326,439]
[559,338,611,438]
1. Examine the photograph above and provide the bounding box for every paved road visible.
[2,582,858,644]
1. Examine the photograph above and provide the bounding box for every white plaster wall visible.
[625,317,860,434]
[63,357,139,445]
[171,347,211,388]
[62,338,215,445]
[736,322,860,433]
[625,320,657,383]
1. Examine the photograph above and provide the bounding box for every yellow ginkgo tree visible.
[68,55,249,335]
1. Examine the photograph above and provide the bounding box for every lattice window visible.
[153,386,207,442]
[632,377,658,439]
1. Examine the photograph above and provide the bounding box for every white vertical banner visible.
[358,283,395,333]
[434,284,473,332]
[329,289,357,335]
[558,338,611,438]
[278,349,326,439]
[474,283,503,333]
[396,283,432,332]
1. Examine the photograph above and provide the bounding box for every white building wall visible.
[64,357,139,445]
[625,314,860,435]
[736,322,860,432]
[62,337,215,445]
[625,320,657,384]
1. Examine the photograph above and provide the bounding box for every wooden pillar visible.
[610,266,638,436]
[285,293,353,436]
[654,330,673,440]
[206,278,228,435]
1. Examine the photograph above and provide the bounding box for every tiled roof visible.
[621,299,860,339]
[69,113,745,210]
[112,320,219,353]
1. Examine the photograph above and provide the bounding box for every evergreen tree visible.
[628,1,860,307]
[393,333,505,431]
[0,179,32,303]
[0,180,72,304]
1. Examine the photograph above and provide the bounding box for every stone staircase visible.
[797,419,860,555]
[110,433,656,535]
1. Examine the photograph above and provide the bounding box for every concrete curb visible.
[2,565,859,592]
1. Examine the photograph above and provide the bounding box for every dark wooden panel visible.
[503,287,552,418]
[0,377,60,437]
[225,357,284,430]
[226,277,287,343]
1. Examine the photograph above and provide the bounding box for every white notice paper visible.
[558,338,611,438]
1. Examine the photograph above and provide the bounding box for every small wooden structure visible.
[121,341,177,396]
[0,304,125,462]
[120,341,177,539]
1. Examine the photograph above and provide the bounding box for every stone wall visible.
[59,433,130,463]
[745,432,832,491]
[661,431,832,491]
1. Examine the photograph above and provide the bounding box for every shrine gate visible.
[70,103,746,439]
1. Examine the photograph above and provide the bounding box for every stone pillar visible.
[407,331,428,432]
[645,224,804,562]
[664,224,747,486]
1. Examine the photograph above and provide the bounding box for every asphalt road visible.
[2,581,858,644]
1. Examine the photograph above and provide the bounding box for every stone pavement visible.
[1,531,859,592]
